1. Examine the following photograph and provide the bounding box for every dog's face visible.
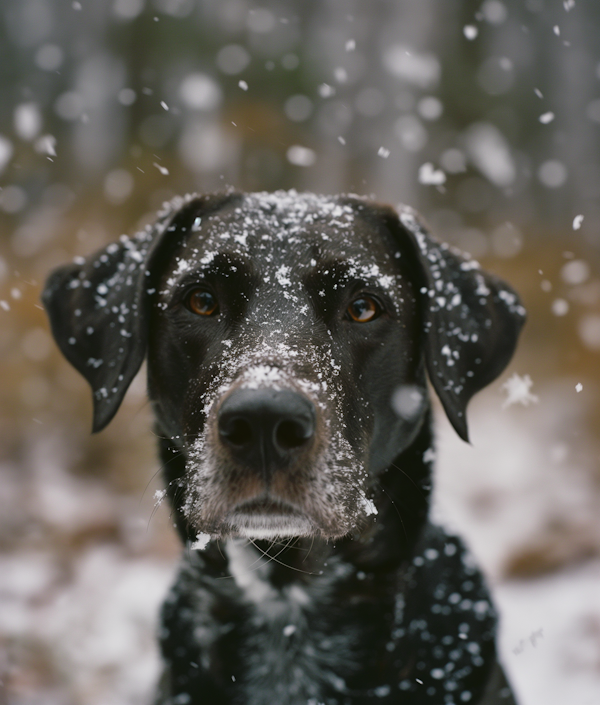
[43,191,525,542]
[147,193,424,539]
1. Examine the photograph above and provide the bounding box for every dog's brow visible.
[167,251,255,289]
[308,258,351,278]
[308,256,400,294]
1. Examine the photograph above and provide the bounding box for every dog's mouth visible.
[224,497,315,539]
[184,380,370,540]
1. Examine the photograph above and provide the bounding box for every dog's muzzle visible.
[218,388,316,477]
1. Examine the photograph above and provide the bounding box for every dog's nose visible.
[218,388,316,473]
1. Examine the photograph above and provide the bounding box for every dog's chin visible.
[223,499,316,539]
[225,514,315,539]
[190,495,365,541]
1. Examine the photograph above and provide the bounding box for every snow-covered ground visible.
[495,561,600,705]
[1,376,599,704]
[0,547,175,705]
[434,377,600,705]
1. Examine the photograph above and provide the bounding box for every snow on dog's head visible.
[147,192,420,540]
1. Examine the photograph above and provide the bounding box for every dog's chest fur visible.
[162,542,386,705]
[221,541,363,704]
[158,524,497,705]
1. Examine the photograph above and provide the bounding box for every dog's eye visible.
[347,296,381,323]
[186,288,218,316]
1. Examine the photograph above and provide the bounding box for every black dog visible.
[43,191,525,705]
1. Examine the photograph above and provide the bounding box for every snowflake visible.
[153,488,166,506]
[190,533,211,551]
[502,373,539,409]
[418,162,446,186]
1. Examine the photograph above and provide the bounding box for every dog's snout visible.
[218,388,316,472]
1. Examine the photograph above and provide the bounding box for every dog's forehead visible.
[177,191,400,279]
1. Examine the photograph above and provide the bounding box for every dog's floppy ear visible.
[394,205,526,442]
[42,194,206,433]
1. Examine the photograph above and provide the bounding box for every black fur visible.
[43,191,524,704]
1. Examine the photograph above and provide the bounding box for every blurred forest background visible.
[1,1,600,704]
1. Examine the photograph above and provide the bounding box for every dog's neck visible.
[158,409,433,578]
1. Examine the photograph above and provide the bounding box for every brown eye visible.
[347,296,381,323]
[187,289,218,316]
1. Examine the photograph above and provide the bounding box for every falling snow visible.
[502,374,539,409]
[153,162,169,175]
[539,112,555,124]
[552,298,569,316]
[286,145,316,167]
[418,162,446,185]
